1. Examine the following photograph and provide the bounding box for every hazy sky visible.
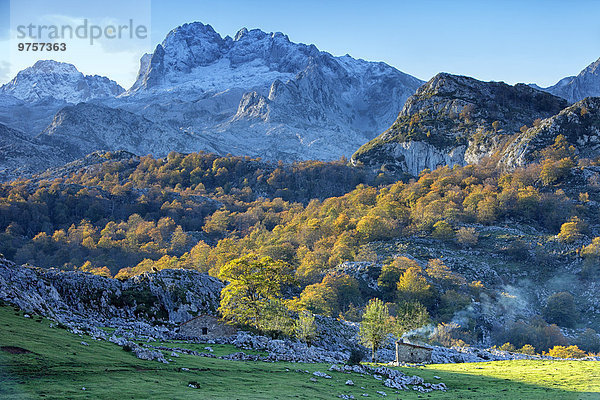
[1,0,600,88]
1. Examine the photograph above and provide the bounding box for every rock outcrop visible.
[0,257,223,325]
[37,103,210,160]
[0,123,69,180]
[500,97,600,167]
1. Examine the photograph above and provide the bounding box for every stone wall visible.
[179,315,236,340]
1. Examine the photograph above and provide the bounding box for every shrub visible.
[546,345,587,359]
[518,344,536,355]
[557,217,586,243]
[542,292,578,328]
[456,227,478,247]
[501,317,568,352]
[347,347,365,365]
[498,342,516,352]
[430,322,466,347]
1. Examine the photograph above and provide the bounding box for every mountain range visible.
[1,22,600,180]
[0,22,423,175]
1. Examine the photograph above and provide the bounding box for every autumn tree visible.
[557,217,586,243]
[218,254,294,329]
[432,220,454,241]
[396,266,434,307]
[378,257,420,301]
[299,282,336,316]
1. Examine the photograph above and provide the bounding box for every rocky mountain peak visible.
[29,60,80,75]
[0,60,124,103]
[352,73,569,175]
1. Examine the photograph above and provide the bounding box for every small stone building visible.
[179,315,237,340]
[395,339,433,363]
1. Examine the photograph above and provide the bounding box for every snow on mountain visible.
[0,21,423,173]
[108,22,424,161]
[0,60,124,104]
[537,57,600,103]
[0,93,68,138]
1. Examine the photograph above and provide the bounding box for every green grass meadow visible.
[1,306,598,399]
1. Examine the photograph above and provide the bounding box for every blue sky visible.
[1,0,600,88]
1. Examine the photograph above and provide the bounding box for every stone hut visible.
[395,339,433,363]
[179,315,237,340]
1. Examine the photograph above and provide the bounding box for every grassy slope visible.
[0,306,598,399]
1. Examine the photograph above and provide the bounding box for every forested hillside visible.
[1,134,599,353]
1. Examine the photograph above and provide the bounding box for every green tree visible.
[218,254,294,329]
[295,310,318,346]
[359,298,392,362]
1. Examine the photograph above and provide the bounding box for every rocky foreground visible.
[0,258,586,368]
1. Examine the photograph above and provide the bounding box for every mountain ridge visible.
[351,72,569,175]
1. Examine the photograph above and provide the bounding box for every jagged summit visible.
[108,21,424,162]
[127,21,322,94]
[0,60,124,103]
[29,60,80,74]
